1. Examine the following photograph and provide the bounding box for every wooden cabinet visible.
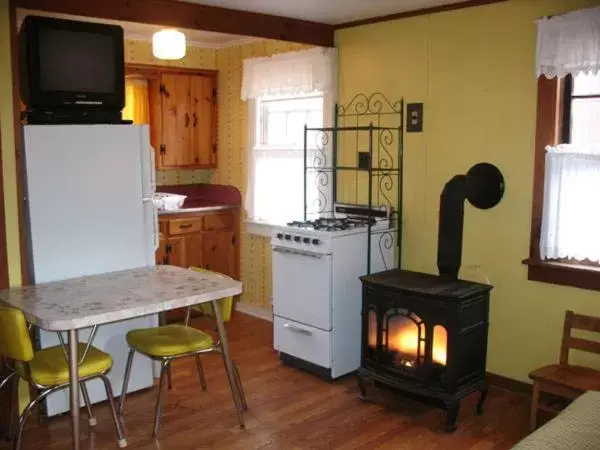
[203,230,236,276]
[155,73,217,169]
[156,209,240,322]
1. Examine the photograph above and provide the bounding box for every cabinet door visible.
[166,236,186,267]
[185,233,204,269]
[203,231,236,278]
[190,75,217,167]
[160,74,190,167]
[155,234,167,265]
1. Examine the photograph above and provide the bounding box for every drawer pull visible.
[284,323,313,336]
[179,224,193,229]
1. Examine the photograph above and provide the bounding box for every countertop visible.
[0,265,242,331]
[158,201,238,216]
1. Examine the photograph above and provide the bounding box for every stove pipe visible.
[436,163,505,279]
[437,175,467,279]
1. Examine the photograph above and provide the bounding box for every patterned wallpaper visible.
[125,38,309,308]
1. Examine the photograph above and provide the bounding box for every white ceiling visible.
[16,9,257,48]
[181,0,469,25]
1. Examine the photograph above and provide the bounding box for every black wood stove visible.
[357,163,504,432]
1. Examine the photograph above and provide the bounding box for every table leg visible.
[211,300,245,428]
[68,329,81,450]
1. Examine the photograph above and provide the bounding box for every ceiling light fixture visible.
[152,29,186,60]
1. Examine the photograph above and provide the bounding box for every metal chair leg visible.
[194,355,207,391]
[13,388,55,450]
[232,362,248,412]
[99,375,128,448]
[0,371,16,393]
[8,374,19,441]
[153,360,170,438]
[118,348,135,418]
[167,364,173,390]
[80,382,97,427]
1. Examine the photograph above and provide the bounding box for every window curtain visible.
[536,6,600,78]
[241,47,336,100]
[122,77,150,124]
[540,144,600,262]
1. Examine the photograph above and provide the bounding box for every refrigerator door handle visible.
[142,198,159,251]
[149,145,156,193]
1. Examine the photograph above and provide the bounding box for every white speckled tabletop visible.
[0,265,242,331]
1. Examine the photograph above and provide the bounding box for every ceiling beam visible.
[14,0,335,47]
[335,0,508,29]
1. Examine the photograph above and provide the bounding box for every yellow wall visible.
[214,40,310,308]
[336,0,600,382]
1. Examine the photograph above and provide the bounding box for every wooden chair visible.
[529,310,600,431]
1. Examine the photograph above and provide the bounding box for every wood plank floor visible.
[8,313,531,449]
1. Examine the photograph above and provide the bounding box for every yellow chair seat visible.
[126,324,214,358]
[17,343,113,387]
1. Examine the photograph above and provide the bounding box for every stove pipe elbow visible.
[437,175,466,279]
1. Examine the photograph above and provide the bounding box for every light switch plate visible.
[407,103,424,132]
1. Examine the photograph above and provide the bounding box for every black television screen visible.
[20,16,125,110]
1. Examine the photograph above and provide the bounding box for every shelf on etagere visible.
[305,126,401,132]
[305,166,402,173]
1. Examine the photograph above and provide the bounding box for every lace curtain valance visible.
[241,47,336,100]
[536,6,600,78]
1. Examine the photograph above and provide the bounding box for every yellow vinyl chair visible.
[0,305,127,449]
[118,267,247,437]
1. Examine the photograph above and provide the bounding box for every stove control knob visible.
[303,237,310,244]
[284,234,292,240]
[276,233,284,239]
[312,238,320,245]
[294,236,301,242]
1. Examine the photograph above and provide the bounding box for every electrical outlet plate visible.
[358,152,371,170]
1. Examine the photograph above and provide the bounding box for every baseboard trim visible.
[235,302,273,322]
[487,372,532,397]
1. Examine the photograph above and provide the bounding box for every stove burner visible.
[287,217,376,232]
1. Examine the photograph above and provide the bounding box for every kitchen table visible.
[0,265,243,450]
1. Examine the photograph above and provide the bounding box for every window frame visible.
[523,76,600,291]
[246,92,328,231]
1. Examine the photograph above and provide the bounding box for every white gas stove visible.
[271,204,396,379]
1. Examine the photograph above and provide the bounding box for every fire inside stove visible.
[368,310,447,370]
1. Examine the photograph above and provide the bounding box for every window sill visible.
[522,258,600,292]
[246,220,278,238]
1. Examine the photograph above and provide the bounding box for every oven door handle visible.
[283,323,313,336]
[272,246,325,259]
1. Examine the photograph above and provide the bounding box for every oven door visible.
[272,246,333,331]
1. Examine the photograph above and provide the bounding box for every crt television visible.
[20,15,125,111]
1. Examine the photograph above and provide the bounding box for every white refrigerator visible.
[23,124,159,417]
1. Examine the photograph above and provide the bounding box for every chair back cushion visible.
[189,267,234,322]
[0,306,35,362]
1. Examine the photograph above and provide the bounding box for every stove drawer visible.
[274,316,331,368]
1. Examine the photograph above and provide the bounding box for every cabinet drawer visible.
[168,217,204,235]
[204,212,233,230]
[274,316,331,368]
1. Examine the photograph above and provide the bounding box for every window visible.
[526,6,600,291]
[526,73,600,290]
[561,73,600,144]
[247,95,324,225]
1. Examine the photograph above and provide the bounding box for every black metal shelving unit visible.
[302,92,404,274]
